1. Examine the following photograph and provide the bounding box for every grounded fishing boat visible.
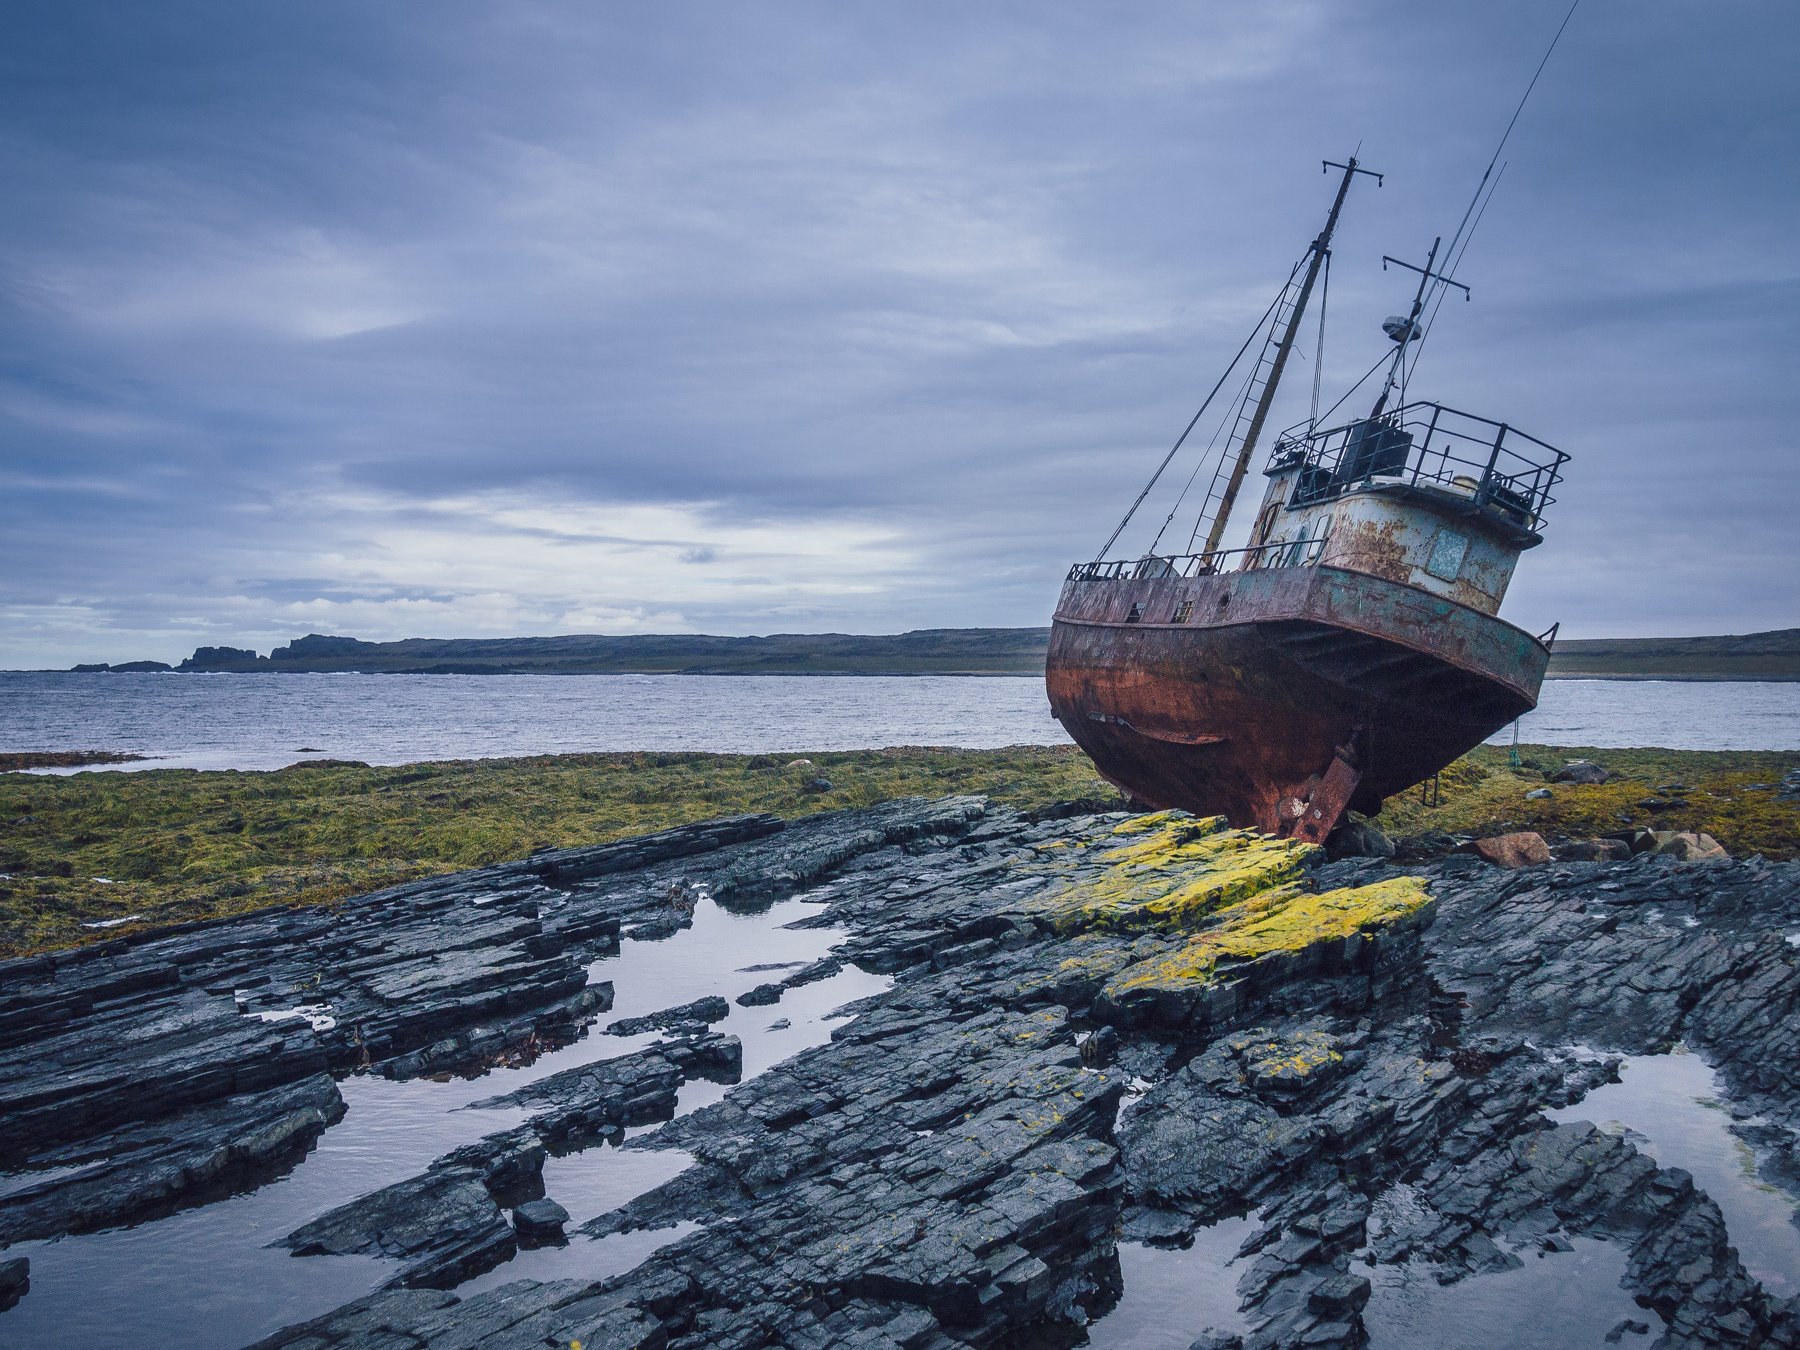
[1046,154,1570,844]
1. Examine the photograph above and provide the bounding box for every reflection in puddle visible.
[0,888,888,1350]
[1363,1236,1642,1348]
[1550,1045,1800,1297]
[1084,1213,1256,1347]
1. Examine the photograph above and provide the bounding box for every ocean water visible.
[0,671,1795,773]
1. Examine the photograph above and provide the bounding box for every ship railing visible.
[1068,536,1328,583]
[1269,401,1570,532]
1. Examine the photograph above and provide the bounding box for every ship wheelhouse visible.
[1246,402,1569,617]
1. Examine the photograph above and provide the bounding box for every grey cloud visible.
[2,0,1796,667]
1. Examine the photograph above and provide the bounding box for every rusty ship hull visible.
[1046,563,1549,842]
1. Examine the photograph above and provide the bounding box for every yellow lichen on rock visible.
[1034,814,1321,934]
[1103,876,1433,997]
[1236,1029,1343,1085]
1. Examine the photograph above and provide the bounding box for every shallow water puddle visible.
[1083,1213,1256,1347]
[1362,1236,1642,1348]
[0,889,889,1350]
[1549,1045,1800,1297]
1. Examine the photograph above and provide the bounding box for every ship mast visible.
[1197,156,1378,556]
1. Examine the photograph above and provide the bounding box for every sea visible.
[1,671,1796,772]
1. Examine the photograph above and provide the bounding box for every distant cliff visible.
[159,629,1056,676]
[57,626,1800,679]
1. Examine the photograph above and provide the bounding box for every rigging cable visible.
[1181,350,1270,553]
[1150,339,1264,554]
[1092,263,1298,561]
[1402,0,1579,389]
[1310,246,1331,430]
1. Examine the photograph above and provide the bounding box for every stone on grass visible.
[1553,760,1610,785]
[1553,838,1633,863]
[1456,832,1551,868]
[1650,831,1729,862]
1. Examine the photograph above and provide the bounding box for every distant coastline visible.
[28,625,1800,681]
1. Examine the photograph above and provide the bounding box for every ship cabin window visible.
[1125,603,1143,624]
[1426,529,1469,581]
[1172,599,1194,624]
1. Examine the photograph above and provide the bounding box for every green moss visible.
[0,746,1114,957]
[1377,744,1798,859]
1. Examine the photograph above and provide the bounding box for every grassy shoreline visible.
[2,743,1793,958]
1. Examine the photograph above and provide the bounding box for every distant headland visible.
[41,626,1800,680]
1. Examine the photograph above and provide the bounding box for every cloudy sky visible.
[2,0,1795,667]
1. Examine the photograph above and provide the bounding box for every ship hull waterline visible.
[1045,564,1549,840]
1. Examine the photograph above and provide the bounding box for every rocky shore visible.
[1,795,1796,1347]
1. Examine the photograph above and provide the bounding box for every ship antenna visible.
[1375,0,1581,411]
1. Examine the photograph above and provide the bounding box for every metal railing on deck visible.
[1068,536,1328,583]
[1268,401,1569,532]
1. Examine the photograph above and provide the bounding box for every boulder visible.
[1650,832,1729,862]
[1553,838,1633,863]
[1326,816,1395,860]
[1456,832,1551,868]
[1552,760,1610,785]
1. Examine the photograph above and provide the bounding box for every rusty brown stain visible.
[1325,518,1412,585]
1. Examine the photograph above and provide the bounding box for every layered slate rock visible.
[9,794,1800,1348]
[0,803,968,1250]
[250,806,1453,1348]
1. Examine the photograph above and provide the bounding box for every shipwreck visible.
[1046,155,1570,844]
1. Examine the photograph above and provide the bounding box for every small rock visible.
[1636,797,1681,813]
[0,1256,27,1312]
[736,983,784,1007]
[604,995,730,1036]
[1079,1026,1122,1068]
[1393,829,1458,859]
[1649,831,1729,862]
[1552,838,1633,863]
[1456,832,1552,868]
[1307,1271,1371,1315]
[1326,816,1395,860]
[1552,759,1610,785]
[511,1197,569,1245]
[1524,788,1553,801]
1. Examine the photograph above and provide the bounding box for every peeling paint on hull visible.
[1045,564,1548,834]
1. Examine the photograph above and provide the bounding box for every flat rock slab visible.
[284,1166,515,1290]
